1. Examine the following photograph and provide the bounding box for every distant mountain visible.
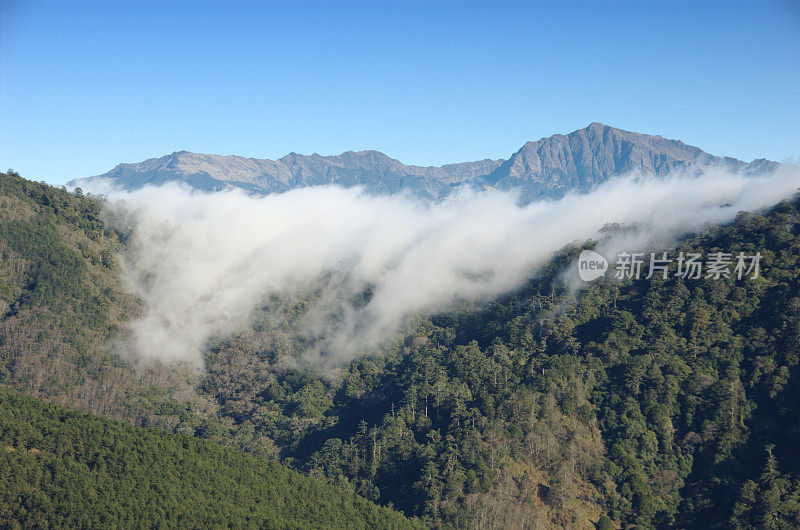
[71,149,503,200]
[478,122,779,200]
[69,123,779,200]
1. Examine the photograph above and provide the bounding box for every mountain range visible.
[69,123,780,201]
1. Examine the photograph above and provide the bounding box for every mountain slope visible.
[0,386,419,529]
[189,194,800,527]
[69,124,779,200]
[478,122,779,199]
[0,171,227,438]
[5,170,799,527]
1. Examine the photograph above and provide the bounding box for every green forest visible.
[1,170,799,528]
[0,386,417,528]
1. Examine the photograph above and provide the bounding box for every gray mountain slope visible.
[69,123,779,200]
[71,149,503,200]
[477,122,778,200]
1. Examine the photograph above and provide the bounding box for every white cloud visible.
[96,165,800,368]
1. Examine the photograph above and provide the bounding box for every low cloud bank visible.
[96,166,800,368]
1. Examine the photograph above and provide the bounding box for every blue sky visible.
[1,0,799,185]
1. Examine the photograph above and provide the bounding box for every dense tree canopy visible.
[0,386,418,529]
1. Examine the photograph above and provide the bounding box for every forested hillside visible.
[2,170,799,528]
[194,193,800,527]
[0,171,223,431]
[0,386,417,528]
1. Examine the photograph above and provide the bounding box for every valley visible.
[2,165,799,527]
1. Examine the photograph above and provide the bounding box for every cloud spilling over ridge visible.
[97,165,800,368]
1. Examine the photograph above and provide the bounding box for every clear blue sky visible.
[1,0,799,185]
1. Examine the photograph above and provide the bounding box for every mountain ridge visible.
[477,122,778,198]
[69,123,780,200]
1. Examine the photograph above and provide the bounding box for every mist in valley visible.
[92,165,800,369]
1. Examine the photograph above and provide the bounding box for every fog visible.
[95,165,800,368]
